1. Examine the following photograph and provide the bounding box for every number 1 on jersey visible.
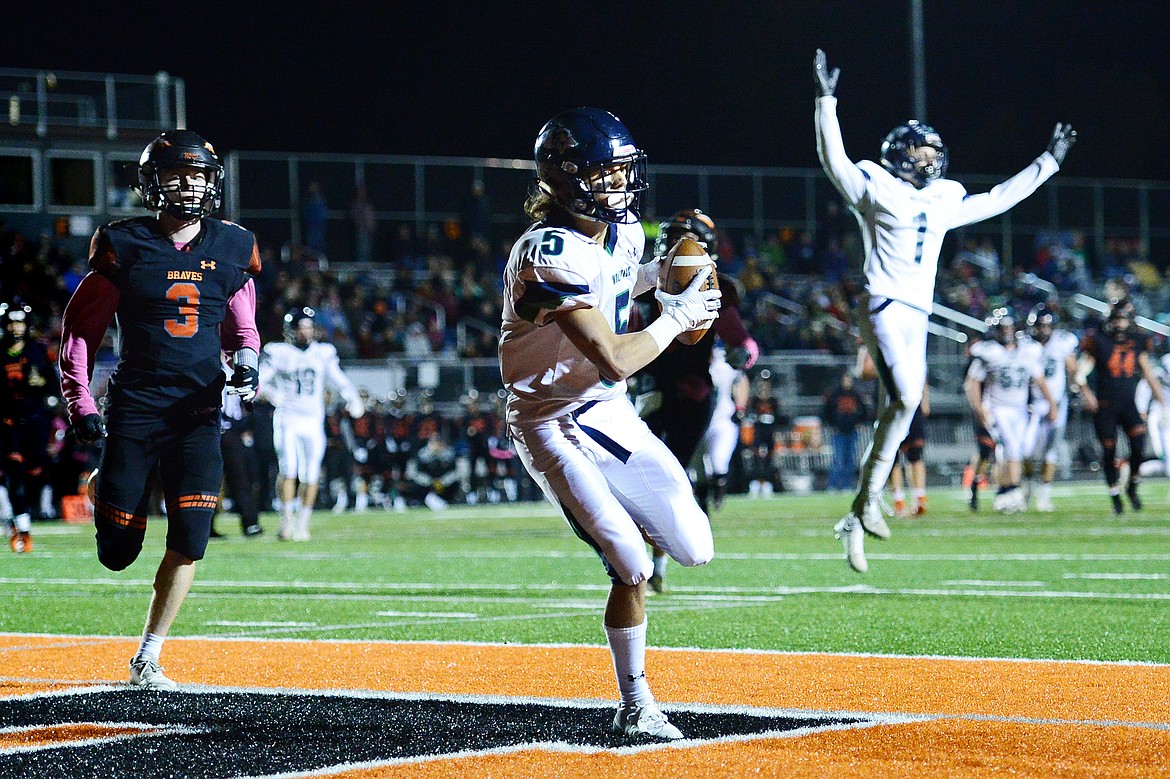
[914,212,927,264]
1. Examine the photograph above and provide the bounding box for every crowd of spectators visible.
[3,191,1168,513]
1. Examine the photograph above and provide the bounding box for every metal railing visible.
[0,68,185,139]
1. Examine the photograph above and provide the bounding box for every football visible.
[659,237,719,345]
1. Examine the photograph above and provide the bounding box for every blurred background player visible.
[965,310,1056,513]
[1075,299,1163,514]
[260,306,365,540]
[632,209,758,592]
[700,345,751,511]
[1135,351,1170,481]
[814,48,1073,572]
[822,368,870,493]
[889,383,929,517]
[1,303,59,552]
[500,107,720,741]
[58,129,261,690]
[1021,303,1079,511]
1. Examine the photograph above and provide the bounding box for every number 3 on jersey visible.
[164,282,200,338]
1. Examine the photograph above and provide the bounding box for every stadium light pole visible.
[910,0,927,121]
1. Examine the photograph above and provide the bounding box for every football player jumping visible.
[260,306,364,541]
[500,107,720,741]
[814,48,1074,572]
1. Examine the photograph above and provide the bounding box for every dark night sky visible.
[9,2,1170,181]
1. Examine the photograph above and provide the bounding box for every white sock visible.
[1037,482,1053,501]
[892,488,906,503]
[136,632,165,662]
[912,488,926,500]
[297,505,312,534]
[605,618,652,707]
[652,553,668,578]
[13,512,31,533]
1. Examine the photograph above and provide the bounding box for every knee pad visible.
[95,525,144,571]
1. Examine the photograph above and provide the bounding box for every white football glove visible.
[655,266,722,331]
[346,398,365,418]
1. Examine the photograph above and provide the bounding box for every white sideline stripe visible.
[373,611,478,618]
[1064,572,1169,580]
[4,577,1170,601]
[4,632,1168,668]
[941,580,1047,588]
[203,621,317,628]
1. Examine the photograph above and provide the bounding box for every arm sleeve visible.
[220,278,261,355]
[815,96,869,206]
[325,351,363,409]
[949,152,1060,228]
[59,272,120,423]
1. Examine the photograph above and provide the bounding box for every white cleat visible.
[1034,496,1055,513]
[611,702,684,740]
[129,656,179,691]
[833,514,868,573]
[859,500,891,540]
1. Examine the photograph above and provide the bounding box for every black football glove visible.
[226,364,259,402]
[1047,122,1077,166]
[814,49,840,98]
[74,413,107,445]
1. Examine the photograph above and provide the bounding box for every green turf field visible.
[3,483,1168,663]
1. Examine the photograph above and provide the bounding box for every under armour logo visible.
[200,260,216,270]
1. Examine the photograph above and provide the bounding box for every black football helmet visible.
[654,209,718,262]
[881,120,948,188]
[1025,303,1057,343]
[533,107,647,224]
[135,130,224,220]
[1104,297,1136,340]
[985,308,1016,345]
[283,307,316,347]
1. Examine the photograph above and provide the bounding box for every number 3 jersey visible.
[59,216,261,423]
[500,220,653,423]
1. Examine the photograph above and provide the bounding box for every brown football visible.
[659,237,719,345]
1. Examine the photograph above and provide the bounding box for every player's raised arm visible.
[950,123,1075,228]
[813,50,868,205]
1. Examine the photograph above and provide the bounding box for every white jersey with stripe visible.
[500,220,651,423]
[968,338,1044,411]
[815,96,1060,313]
[1023,329,1078,413]
[259,340,361,423]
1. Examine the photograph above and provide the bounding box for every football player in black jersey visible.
[58,130,262,690]
[1,303,59,552]
[1075,299,1164,514]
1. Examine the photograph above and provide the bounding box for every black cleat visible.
[243,524,264,537]
[969,487,979,512]
[1111,494,1125,515]
[1126,481,1142,511]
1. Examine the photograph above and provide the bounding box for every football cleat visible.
[1126,481,1142,511]
[648,574,666,595]
[859,500,891,540]
[893,498,908,517]
[1034,496,1055,513]
[833,515,868,573]
[611,702,684,740]
[129,656,179,691]
[10,530,32,553]
[1111,494,1124,515]
[913,496,928,517]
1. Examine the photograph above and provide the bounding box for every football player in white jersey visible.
[1021,304,1079,511]
[260,307,365,541]
[700,345,750,512]
[1135,352,1170,479]
[814,49,1075,571]
[965,311,1057,513]
[500,108,720,742]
